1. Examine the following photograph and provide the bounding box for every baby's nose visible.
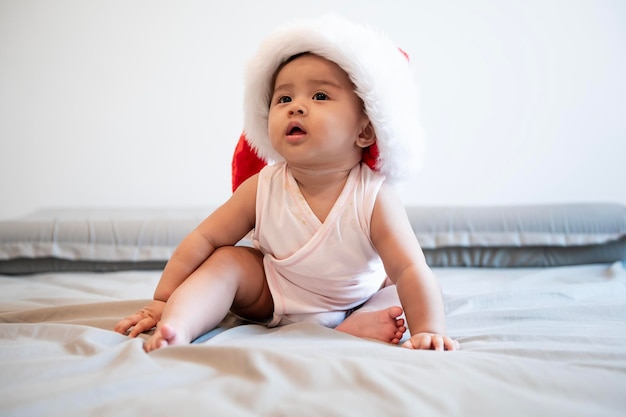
[288,101,307,115]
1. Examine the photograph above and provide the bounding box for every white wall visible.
[1,0,625,219]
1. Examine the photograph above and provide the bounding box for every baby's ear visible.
[356,122,376,148]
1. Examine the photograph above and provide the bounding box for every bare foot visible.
[335,306,406,344]
[143,323,191,352]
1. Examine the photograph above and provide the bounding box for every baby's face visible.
[268,54,373,172]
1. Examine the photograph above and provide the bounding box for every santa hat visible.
[232,14,424,191]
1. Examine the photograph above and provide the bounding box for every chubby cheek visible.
[267,116,282,145]
[318,114,360,142]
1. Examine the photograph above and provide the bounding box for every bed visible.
[1,203,625,416]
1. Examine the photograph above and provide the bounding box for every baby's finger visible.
[113,320,129,334]
[444,337,460,351]
[431,335,445,351]
[401,334,423,349]
[114,314,141,334]
[408,333,432,350]
[128,317,157,338]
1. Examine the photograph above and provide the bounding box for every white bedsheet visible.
[1,263,625,416]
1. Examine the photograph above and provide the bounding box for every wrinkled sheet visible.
[1,263,625,417]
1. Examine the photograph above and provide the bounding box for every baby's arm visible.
[114,175,259,337]
[370,184,458,351]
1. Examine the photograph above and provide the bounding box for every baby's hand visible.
[114,300,166,337]
[401,332,460,351]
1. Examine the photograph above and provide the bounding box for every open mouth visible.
[286,122,306,136]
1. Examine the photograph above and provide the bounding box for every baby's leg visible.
[335,284,406,345]
[144,246,271,352]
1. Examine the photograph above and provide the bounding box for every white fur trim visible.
[243,14,424,181]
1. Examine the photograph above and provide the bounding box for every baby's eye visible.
[312,92,329,100]
[277,96,292,104]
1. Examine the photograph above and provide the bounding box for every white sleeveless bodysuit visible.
[252,162,387,328]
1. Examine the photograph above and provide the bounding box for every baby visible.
[115,15,459,352]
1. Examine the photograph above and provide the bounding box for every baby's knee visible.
[206,246,265,275]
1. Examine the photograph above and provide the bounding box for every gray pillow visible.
[0,208,209,274]
[408,204,626,267]
[1,204,624,273]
